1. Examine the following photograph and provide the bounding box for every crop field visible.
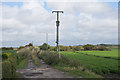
[76,48,119,59]
[60,50,119,75]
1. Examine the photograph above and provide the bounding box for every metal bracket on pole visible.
[56,21,60,26]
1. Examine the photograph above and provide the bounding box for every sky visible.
[0,0,119,47]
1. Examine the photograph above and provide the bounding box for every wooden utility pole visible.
[52,11,63,58]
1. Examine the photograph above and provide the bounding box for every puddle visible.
[32,71,43,74]
[24,73,34,76]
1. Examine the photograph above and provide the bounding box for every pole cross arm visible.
[52,10,63,23]
[52,11,63,13]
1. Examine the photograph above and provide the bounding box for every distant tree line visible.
[83,44,110,51]
[1,47,13,50]
[39,43,111,51]
[97,44,118,46]
[1,43,33,50]
[1,43,111,51]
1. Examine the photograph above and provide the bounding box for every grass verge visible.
[52,65,102,78]
[16,58,28,69]
[31,48,41,66]
[14,72,24,78]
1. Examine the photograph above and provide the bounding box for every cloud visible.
[1,1,118,47]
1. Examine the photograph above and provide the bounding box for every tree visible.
[40,43,50,50]
[64,46,70,51]
[28,43,33,46]
[69,45,73,49]
[25,43,33,47]
[50,46,56,51]
[59,45,65,51]
[18,46,24,50]
[83,44,95,50]
[73,46,81,51]
[2,47,13,50]
[97,46,110,51]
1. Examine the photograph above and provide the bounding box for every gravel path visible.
[16,51,74,78]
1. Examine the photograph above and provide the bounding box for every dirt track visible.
[16,51,74,78]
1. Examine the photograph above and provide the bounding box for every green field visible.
[76,50,118,59]
[75,48,118,59]
[1,50,16,54]
[60,51,119,75]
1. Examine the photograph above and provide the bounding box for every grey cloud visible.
[1,1,118,47]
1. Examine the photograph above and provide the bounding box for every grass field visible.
[76,48,118,59]
[60,51,119,75]
[1,50,16,54]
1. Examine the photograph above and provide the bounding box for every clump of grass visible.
[14,72,24,78]
[16,58,28,69]
[31,48,41,66]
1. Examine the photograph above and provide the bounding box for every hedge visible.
[2,59,16,78]
[2,47,30,78]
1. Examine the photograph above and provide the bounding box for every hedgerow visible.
[2,47,29,78]
[38,50,81,67]
[2,58,17,78]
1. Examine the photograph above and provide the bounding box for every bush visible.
[73,46,81,51]
[2,58,16,78]
[14,49,28,65]
[2,54,8,60]
[2,60,12,78]
[49,45,71,51]
[97,46,110,51]
[2,47,29,78]
[83,44,95,50]
[39,43,50,50]
[2,47,13,50]
[46,54,60,65]
[38,50,81,67]
[8,58,17,76]
[39,51,59,65]
[25,43,33,47]
[50,46,55,51]
[18,46,24,50]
